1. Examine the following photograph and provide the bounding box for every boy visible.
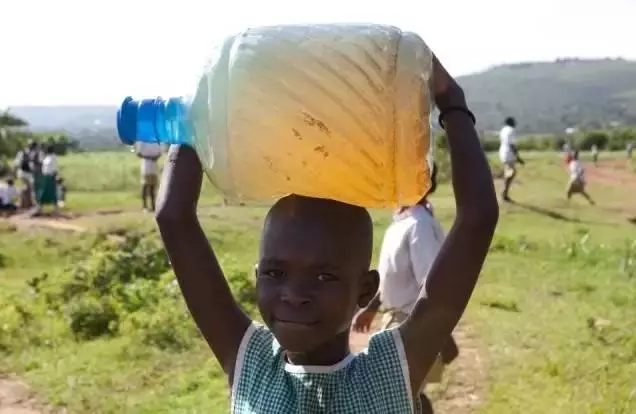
[352,162,459,413]
[136,142,162,212]
[156,56,498,413]
[567,150,595,205]
[498,117,525,202]
[0,178,19,214]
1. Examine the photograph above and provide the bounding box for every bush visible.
[5,229,258,352]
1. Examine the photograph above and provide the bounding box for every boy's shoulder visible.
[231,324,417,413]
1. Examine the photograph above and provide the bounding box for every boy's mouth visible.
[274,317,319,327]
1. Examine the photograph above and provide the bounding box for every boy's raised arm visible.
[399,56,499,394]
[155,145,251,383]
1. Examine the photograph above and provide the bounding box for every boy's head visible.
[6,178,14,186]
[257,194,378,353]
[573,150,580,160]
[45,145,55,155]
[504,117,517,128]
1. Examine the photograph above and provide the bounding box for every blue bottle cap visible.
[137,99,160,142]
[117,96,138,145]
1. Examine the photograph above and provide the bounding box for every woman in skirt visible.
[35,145,59,215]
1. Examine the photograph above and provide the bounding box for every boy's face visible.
[256,201,377,354]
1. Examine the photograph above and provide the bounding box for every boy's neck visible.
[284,330,351,366]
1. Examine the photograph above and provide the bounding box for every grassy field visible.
[1,151,635,413]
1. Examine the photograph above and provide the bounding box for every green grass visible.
[58,152,223,211]
[1,151,636,413]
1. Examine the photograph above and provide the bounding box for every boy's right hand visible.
[352,308,376,333]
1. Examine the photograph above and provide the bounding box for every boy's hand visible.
[431,54,466,110]
[352,309,376,333]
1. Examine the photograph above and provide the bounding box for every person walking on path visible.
[591,144,599,165]
[136,142,162,212]
[498,117,525,202]
[352,163,459,412]
[566,150,595,205]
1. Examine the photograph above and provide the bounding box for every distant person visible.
[590,144,600,165]
[13,140,42,209]
[56,176,67,208]
[34,145,59,215]
[498,117,525,202]
[562,142,571,154]
[627,142,634,159]
[0,178,19,214]
[567,150,594,205]
[136,142,162,212]
[352,163,459,412]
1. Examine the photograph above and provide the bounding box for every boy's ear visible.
[357,269,379,308]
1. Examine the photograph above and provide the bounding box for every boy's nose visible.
[281,283,311,307]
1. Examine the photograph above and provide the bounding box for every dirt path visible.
[0,374,58,414]
[586,159,636,189]
[350,319,485,414]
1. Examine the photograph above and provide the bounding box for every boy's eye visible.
[316,273,337,282]
[262,269,284,279]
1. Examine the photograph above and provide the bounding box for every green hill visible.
[457,58,636,133]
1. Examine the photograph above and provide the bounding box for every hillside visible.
[459,58,636,133]
[7,58,636,148]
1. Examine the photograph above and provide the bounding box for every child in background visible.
[56,177,67,208]
[136,142,162,212]
[0,178,19,214]
[352,162,459,413]
[567,151,595,205]
[591,144,599,165]
[154,56,498,413]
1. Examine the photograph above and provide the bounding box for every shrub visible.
[6,229,259,352]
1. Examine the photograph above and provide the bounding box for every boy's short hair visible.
[263,194,373,268]
[6,178,14,186]
[504,117,516,127]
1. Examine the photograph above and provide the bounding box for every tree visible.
[0,110,28,128]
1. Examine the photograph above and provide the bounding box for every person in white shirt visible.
[352,164,458,413]
[34,145,59,215]
[591,144,599,165]
[567,150,594,205]
[136,142,162,212]
[0,178,19,213]
[498,117,525,202]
